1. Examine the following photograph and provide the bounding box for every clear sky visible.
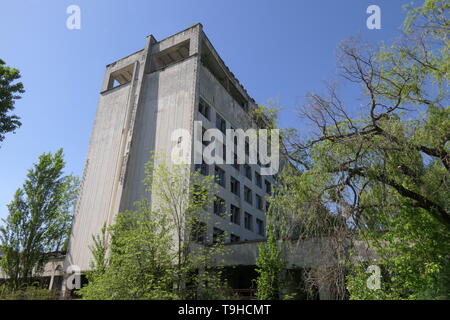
[0,0,414,221]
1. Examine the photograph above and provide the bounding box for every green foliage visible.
[78,199,177,300]
[0,149,78,290]
[347,197,450,300]
[277,0,449,300]
[0,284,58,300]
[255,233,286,300]
[252,105,280,130]
[79,157,232,300]
[345,1,450,300]
[0,59,24,144]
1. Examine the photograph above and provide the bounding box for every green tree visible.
[279,0,449,299]
[255,232,285,300]
[79,157,231,300]
[347,196,450,300]
[147,158,231,299]
[78,199,177,300]
[0,59,24,144]
[0,149,78,290]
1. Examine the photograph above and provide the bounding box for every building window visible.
[191,220,206,244]
[244,212,253,231]
[202,127,208,146]
[230,176,240,197]
[222,143,227,163]
[198,97,211,120]
[265,180,272,195]
[214,197,226,217]
[194,161,208,176]
[230,234,240,243]
[244,186,253,205]
[216,114,226,134]
[230,204,240,225]
[256,219,264,236]
[214,165,226,187]
[244,164,252,181]
[213,227,225,244]
[256,194,263,210]
[232,153,240,171]
[255,171,262,188]
[265,200,270,213]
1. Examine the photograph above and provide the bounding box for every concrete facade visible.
[64,24,276,274]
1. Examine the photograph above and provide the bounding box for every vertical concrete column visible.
[104,35,155,231]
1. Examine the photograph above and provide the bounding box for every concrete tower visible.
[64,24,275,276]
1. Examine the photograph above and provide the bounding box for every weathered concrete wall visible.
[220,239,376,268]
[119,56,199,211]
[197,62,275,242]
[65,25,203,273]
[65,80,135,271]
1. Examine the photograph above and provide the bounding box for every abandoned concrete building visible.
[60,24,281,296]
[57,24,372,299]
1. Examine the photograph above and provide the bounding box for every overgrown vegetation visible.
[0,149,78,292]
[0,58,24,145]
[255,233,285,300]
[78,157,233,300]
[258,0,449,300]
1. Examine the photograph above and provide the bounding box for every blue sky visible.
[0,0,414,220]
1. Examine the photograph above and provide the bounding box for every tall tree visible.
[79,157,231,300]
[0,149,78,290]
[78,200,177,300]
[284,0,449,230]
[0,59,24,144]
[277,0,449,299]
[255,233,285,300]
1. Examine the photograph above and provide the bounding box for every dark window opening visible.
[216,114,226,134]
[265,180,272,195]
[256,194,263,210]
[244,212,253,231]
[199,97,211,120]
[214,197,226,217]
[256,219,264,236]
[255,172,262,188]
[230,204,241,225]
[244,186,253,205]
[230,176,240,197]
[244,164,252,181]
[214,165,226,187]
